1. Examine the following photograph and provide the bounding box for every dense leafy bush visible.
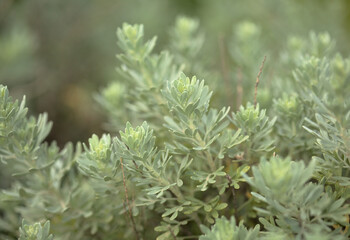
[1,16,350,240]
[2,0,350,145]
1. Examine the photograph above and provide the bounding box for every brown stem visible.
[226,174,238,221]
[254,56,267,109]
[169,226,177,240]
[236,67,243,110]
[120,157,140,240]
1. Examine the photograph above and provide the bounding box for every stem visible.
[170,185,185,201]
[236,67,243,111]
[189,119,216,172]
[204,150,216,172]
[143,162,185,201]
[169,227,177,240]
[182,236,200,239]
[246,140,253,163]
[140,63,165,105]
[254,56,266,109]
[226,174,238,221]
[120,157,140,240]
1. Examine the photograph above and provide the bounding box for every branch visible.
[169,226,177,240]
[236,67,243,110]
[120,157,140,240]
[254,56,267,108]
[226,174,238,221]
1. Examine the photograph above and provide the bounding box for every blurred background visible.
[1,0,349,146]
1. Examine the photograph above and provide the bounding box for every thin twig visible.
[122,201,129,221]
[236,67,243,110]
[226,174,238,221]
[254,56,267,108]
[226,174,235,199]
[218,35,234,108]
[120,157,140,240]
[169,227,177,240]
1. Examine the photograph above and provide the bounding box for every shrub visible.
[1,17,350,240]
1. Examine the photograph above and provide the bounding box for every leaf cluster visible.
[1,17,350,240]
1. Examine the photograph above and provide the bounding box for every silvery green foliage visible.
[0,85,121,239]
[1,18,350,240]
[230,103,276,161]
[199,216,260,240]
[246,157,350,239]
[96,23,182,133]
[19,220,53,240]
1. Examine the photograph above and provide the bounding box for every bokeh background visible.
[1,0,350,146]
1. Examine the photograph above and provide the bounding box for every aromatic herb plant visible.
[1,17,350,240]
